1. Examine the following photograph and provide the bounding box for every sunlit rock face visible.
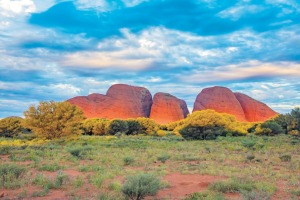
[68,84,277,123]
[193,86,277,122]
[234,92,277,122]
[150,92,189,124]
[67,84,152,119]
[193,86,246,121]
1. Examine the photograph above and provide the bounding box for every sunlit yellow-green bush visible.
[82,118,108,135]
[23,101,85,139]
[135,118,159,135]
[170,110,254,139]
[0,117,24,137]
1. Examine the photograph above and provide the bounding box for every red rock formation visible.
[193,86,246,121]
[234,92,277,122]
[150,93,189,124]
[67,84,152,119]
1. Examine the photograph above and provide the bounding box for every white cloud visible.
[0,0,36,15]
[182,61,300,83]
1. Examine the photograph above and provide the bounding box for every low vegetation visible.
[0,102,299,199]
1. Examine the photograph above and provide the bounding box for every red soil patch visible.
[271,181,293,200]
[151,173,226,199]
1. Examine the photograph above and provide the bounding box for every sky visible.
[0,0,300,118]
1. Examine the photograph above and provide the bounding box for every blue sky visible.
[0,0,300,118]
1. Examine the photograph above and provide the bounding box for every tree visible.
[175,110,253,138]
[136,118,159,135]
[260,121,284,135]
[126,119,143,135]
[180,125,225,140]
[23,101,85,139]
[106,119,128,135]
[82,118,108,135]
[291,107,300,131]
[0,117,24,137]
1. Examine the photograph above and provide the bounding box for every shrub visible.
[23,101,85,139]
[136,118,159,135]
[242,139,256,149]
[180,125,225,140]
[82,118,109,135]
[123,156,135,166]
[279,154,292,162]
[209,179,255,193]
[53,171,69,189]
[0,117,24,137]
[246,154,255,161]
[106,119,128,135]
[260,121,285,135]
[185,191,225,200]
[157,154,170,163]
[0,164,26,189]
[127,119,143,135]
[38,163,62,172]
[122,173,160,200]
[241,190,272,200]
[0,146,10,155]
[176,110,252,137]
[68,146,92,159]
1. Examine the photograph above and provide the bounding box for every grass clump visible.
[0,163,26,189]
[122,173,160,200]
[157,154,171,163]
[279,154,291,162]
[123,156,135,166]
[68,146,92,159]
[38,163,62,172]
[209,178,255,193]
[184,191,225,200]
[0,146,10,155]
[241,190,272,200]
[291,189,300,196]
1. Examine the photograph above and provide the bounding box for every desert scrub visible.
[123,156,135,166]
[68,146,93,159]
[38,163,62,172]
[0,164,26,189]
[209,178,256,193]
[241,190,272,200]
[279,154,292,162]
[157,154,171,163]
[185,191,225,200]
[0,145,10,154]
[122,173,160,200]
[53,171,70,189]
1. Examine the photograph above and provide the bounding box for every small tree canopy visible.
[23,101,85,139]
[0,117,24,137]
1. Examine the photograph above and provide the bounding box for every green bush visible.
[106,119,128,135]
[122,173,160,200]
[180,125,225,140]
[261,121,285,135]
[0,117,24,137]
[127,119,143,135]
[242,139,256,149]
